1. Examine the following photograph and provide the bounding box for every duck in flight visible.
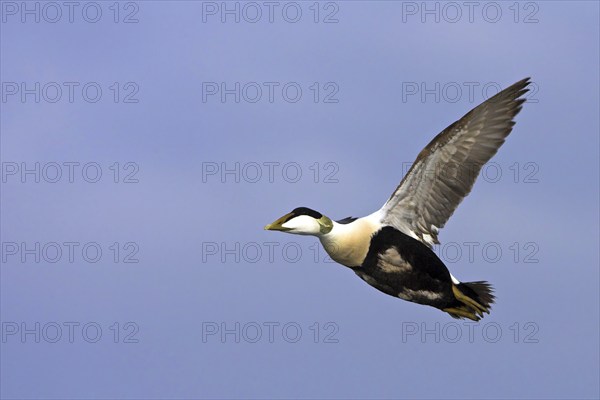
[265,78,530,321]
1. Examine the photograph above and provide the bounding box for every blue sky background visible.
[1,1,599,399]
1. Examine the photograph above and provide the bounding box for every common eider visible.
[265,78,531,321]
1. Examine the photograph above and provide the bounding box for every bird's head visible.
[264,207,333,236]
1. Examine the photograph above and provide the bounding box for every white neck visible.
[319,212,382,267]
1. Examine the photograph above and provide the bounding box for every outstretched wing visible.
[379,78,531,247]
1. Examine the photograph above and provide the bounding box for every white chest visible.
[319,218,380,267]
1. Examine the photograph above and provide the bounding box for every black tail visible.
[460,281,495,309]
[443,281,495,321]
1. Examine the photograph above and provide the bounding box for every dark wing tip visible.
[495,77,532,102]
[414,78,532,162]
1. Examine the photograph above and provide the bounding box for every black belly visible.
[353,226,456,309]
